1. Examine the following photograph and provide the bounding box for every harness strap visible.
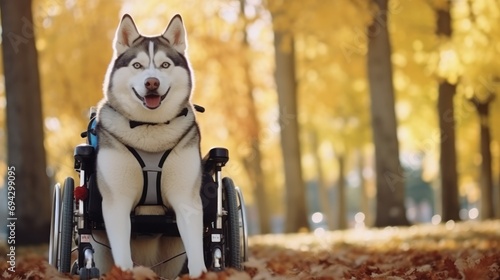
[129,108,188,128]
[126,146,172,206]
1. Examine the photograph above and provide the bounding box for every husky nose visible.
[145,77,160,91]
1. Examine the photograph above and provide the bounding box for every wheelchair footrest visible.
[130,214,179,236]
[79,267,99,279]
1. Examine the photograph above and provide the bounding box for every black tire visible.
[59,177,74,273]
[222,177,241,270]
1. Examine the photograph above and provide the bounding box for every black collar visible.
[129,107,189,129]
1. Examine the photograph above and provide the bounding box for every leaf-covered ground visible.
[1,220,500,279]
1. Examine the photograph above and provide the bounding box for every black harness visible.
[125,146,172,206]
[85,105,204,207]
[126,108,189,206]
[125,105,204,206]
[129,108,188,129]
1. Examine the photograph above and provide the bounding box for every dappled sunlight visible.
[437,47,462,84]
[0,0,492,218]
[249,220,500,253]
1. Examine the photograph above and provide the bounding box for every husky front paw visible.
[188,264,207,278]
[114,258,134,271]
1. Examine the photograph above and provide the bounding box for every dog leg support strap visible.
[126,146,172,206]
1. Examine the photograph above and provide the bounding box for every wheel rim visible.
[49,183,61,267]
[235,187,248,262]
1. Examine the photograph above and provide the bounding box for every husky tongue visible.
[144,95,161,109]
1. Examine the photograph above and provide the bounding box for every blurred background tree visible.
[1,0,500,243]
[366,0,409,227]
[0,0,50,244]
[434,0,461,222]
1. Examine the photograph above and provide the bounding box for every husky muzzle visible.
[132,77,170,110]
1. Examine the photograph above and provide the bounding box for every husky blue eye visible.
[132,62,142,69]
[161,62,171,69]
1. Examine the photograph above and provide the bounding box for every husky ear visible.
[114,14,141,55]
[162,14,187,54]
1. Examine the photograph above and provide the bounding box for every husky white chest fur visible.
[93,14,206,278]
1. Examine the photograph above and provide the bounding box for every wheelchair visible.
[48,106,249,278]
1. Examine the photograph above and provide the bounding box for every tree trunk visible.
[239,0,270,234]
[337,154,347,229]
[498,157,500,218]
[367,0,409,227]
[357,150,371,226]
[310,131,335,229]
[242,143,270,233]
[436,3,461,222]
[470,95,495,219]
[272,30,309,232]
[1,0,51,244]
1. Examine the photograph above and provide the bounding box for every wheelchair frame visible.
[49,108,248,278]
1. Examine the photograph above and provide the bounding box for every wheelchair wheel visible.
[222,177,241,270]
[59,177,75,273]
[49,183,61,267]
[235,186,249,262]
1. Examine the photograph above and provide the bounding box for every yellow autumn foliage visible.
[0,0,499,226]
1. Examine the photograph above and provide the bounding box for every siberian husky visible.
[93,14,206,278]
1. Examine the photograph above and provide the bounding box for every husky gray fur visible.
[93,14,206,278]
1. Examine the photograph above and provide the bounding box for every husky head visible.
[103,14,192,122]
